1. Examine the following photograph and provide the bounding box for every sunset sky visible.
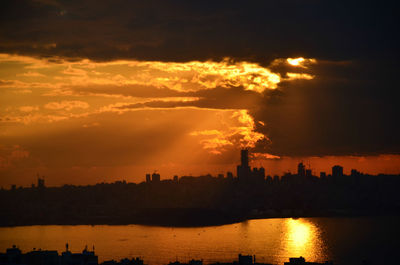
[1,1,399,186]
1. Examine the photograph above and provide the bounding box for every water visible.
[0,217,398,265]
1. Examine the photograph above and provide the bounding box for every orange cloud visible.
[190,110,266,154]
[19,106,39,112]
[286,72,314,80]
[286,57,316,68]
[44,100,90,111]
[0,53,315,98]
[0,53,326,185]
[0,145,29,169]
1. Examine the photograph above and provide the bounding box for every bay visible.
[0,217,398,265]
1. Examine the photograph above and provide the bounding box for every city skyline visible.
[1,1,399,187]
[2,147,399,228]
[2,148,400,187]
[3,149,399,189]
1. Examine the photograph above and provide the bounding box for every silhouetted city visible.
[1,150,399,227]
[0,244,336,265]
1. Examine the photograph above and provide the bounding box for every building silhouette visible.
[297,162,305,177]
[332,165,343,177]
[237,149,251,179]
[145,172,161,184]
[284,256,333,265]
[61,244,97,265]
[236,149,265,182]
[146,174,151,184]
[0,245,98,265]
[173,175,179,183]
[238,254,253,265]
[37,176,45,189]
[151,172,160,183]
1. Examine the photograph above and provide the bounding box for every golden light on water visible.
[287,219,311,248]
[283,218,326,261]
[0,219,331,265]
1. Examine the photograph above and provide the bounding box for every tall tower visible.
[145,174,151,183]
[332,165,343,177]
[237,149,251,179]
[241,149,249,168]
[37,176,45,189]
[297,162,305,177]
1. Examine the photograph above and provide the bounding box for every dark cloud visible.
[1,0,399,62]
[117,86,262,110]
[73,61,399,157]
[252,59,400,156]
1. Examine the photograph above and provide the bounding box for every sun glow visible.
[283,218,329,262]
[0,53,319,179]
[286,57,317,68]
[287,57,305,66]
[281,218,326,262]
[287,219,311,247]
[190,110,266,154]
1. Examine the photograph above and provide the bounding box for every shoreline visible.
[1,211,398,228]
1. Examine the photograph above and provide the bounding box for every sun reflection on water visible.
[283,218,325,262]
[288,219,311,249]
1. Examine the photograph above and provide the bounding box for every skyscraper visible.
[241,149,249,168]
[297,162,305,177]
[237,149,251,179]
[332,165,343,177]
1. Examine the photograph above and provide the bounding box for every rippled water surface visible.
[0,217,398,265]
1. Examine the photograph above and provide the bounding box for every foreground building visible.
[0,245,98,265]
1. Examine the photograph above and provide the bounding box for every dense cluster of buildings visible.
[0,247,333,265]
[1,149,398,227]
[236,150,265,183]
[143,149,368,185]
[144,149,267,185]
[0,245,97,265]
[5,149,389,190]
